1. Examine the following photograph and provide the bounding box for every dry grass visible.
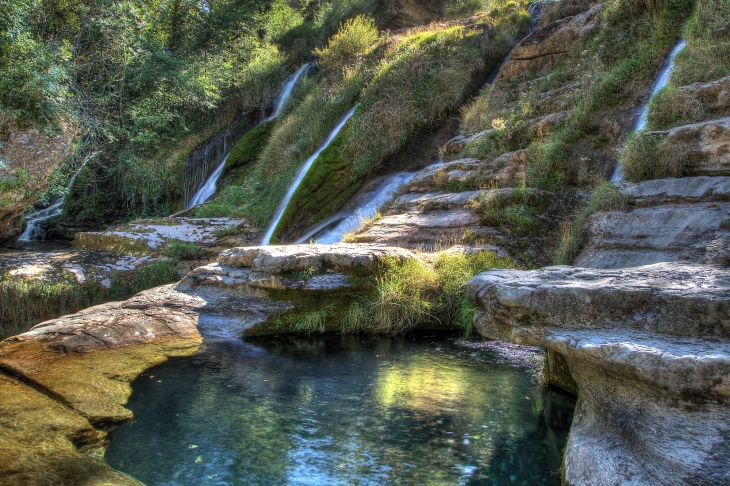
[620,133,691,182]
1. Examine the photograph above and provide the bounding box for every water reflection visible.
[105,334,574,485]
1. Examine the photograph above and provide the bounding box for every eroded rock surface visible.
[495,4,602,83]
[575,176,730,269]
[468,262,730,486]
[0,243,422,484]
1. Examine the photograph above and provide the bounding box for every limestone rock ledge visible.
[468,262,730,485]
[0,243,420,484]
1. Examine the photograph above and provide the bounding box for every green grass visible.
[553,181,630,265]
[341,250,513,335]
[0,259,180,338]
[213,224,241,237]
[160,241,208,260]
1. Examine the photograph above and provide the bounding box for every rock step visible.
[468,263,730,339]
[576,176,730,269]
[217,244,418,273]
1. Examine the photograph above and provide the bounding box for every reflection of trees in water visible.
[108,335,576,485]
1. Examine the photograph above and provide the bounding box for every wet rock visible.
[468,262,730,486]
[575,176,730,269]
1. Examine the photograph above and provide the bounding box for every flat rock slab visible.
[74,217,254,253]
[469,262,730,339]
[468,262,730,485]
[576,176,730,269]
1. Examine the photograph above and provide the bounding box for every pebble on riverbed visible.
[455,339,543,369]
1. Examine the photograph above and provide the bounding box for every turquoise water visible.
[105,335,575,485]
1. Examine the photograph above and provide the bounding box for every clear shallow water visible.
[105,335,575,486]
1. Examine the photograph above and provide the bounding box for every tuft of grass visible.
[619,132,691,182]
[553,181,630,264]
[293,306,335,335]
[342,250,513,335]
[109,260,179,300]
[160,241,208,260]
[213,224,241,238]
[466,183,541,234]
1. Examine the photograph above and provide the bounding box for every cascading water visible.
[18,157,93,242]
[294,160,443,245]
[185,63,314,208]
[261,106,358,245]
[611,39,687,182]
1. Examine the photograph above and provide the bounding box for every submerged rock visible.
[468,262,730,485]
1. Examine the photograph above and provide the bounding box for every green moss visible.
[160,241,209,260]
[221,122,273,178]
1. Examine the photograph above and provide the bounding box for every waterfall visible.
[261,106,358,245]
[18,155,94,241]
[612,39,687,182]
[185,63,314,208]
[295,171,420,245]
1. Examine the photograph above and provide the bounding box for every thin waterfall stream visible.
[186,63,314,208]
[611,39,687,182]
[261,106,358,245]
[18,154,96,242]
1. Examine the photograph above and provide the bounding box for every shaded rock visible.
[575,176,730,269]
[495,4,602,83]
[375,0,448,30]
[439,129,494,157]
[468,262,730,486]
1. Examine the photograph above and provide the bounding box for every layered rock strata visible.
[575,176,730,269]
[468,262,730,485]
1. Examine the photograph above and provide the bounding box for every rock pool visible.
[105,334,575,485]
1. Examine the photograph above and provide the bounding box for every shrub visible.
[313,15,379,70]
[160,241,207,260]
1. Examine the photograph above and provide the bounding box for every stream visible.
[105,334,575,486]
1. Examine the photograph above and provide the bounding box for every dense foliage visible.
[1,0,380,225]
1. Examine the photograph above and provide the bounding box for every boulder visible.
[409,151,527,192]
[468,262,730,485]
[636,117,730,177]
[575,176,730,269]
[495,4,602,83]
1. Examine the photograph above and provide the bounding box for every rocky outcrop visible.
[375,0,448,30]
[350,190,506,249]
[641,117,730,177]
[575,176,730,269]
[678,75,730,116]
[73,217,257,254]
[408,151,527,192]
[468,262,730,485]
[0,243,422,483]
[495,4,602,84]
[0,118,76,244]
[0,289,202,485]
